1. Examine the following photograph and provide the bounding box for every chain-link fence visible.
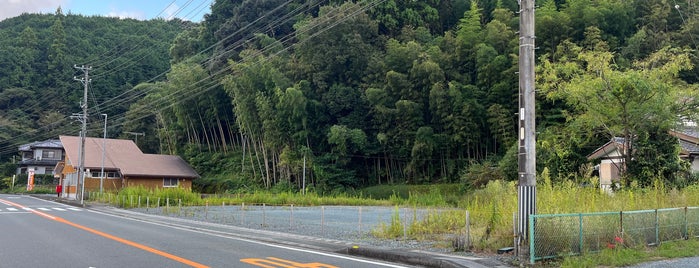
[530,207,699,263]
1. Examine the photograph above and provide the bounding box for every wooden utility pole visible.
[517,0,536,260]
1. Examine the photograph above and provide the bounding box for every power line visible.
[0,0,385,157]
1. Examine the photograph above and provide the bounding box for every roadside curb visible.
[340,245,507,268]
[341,246,463,267]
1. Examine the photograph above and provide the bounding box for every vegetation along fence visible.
[530,207,699,263]
[86,192,506,249]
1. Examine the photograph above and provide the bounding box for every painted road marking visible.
[1,207,81,212]
[0,198,209,268]
[241,257,338,268]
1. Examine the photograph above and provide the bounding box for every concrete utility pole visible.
[100,113,107,194]
[124,131,145,145]
[517,0,536,260]
[74,65,91,205]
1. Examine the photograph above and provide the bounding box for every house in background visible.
[17,139,64,175]
[588,126,699,190]
[56,135,199,195]
[587,137,626,191]
[670,127,699,171]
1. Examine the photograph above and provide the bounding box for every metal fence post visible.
[403,207,408,240]
[241,203,245,225]
[262,203,266,228]
[321,206,325,236]
[655,209,659,245]
[358,207,362,235]
[579,213,584,254]
[684,207,688,239]
[290,204,294,229]
[619,211,624,239]
[466,210,471,249]
[512,211,516,255]
[529,214,535,264]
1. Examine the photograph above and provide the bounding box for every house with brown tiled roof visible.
[56,135,199,195]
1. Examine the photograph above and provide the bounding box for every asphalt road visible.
[0,194,412,268]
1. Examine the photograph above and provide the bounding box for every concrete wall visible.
[600,158,623,186]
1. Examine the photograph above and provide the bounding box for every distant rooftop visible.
[18,139,62,151]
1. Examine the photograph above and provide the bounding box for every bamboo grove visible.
[1,0,699,193]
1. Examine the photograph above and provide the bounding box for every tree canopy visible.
[2,0,699,192]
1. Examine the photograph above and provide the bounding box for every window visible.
[164,178,179,188]
[90,171,119,178]
[42,151,55,159]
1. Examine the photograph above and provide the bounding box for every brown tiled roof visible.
[59,135,199,178]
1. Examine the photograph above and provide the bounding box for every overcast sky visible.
[0,0,211,22]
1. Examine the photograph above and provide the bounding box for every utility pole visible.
[74,65,91,205]
[517,0,536,261]
[100,114,107,194]
[124,131,145,145]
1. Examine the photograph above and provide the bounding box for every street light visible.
[100,114,107,194]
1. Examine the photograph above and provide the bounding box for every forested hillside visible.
[0,8,189,160]
[1,0,698,193]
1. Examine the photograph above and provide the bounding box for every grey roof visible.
[60,135,199,179]
[587,137,626,160]
[18,139,62,151]
[680,139,699,154]
[672,126,699,155]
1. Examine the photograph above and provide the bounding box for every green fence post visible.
[579,213,584,254]
[619,211,624,240]
[655,209,659,245]
[684,207,688,239]
[529,214,535,264]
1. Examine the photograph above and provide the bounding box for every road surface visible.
[0,194,412,268]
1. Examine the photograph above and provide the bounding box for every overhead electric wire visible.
[77,0,179,67]
[105,0,387,133]
[0,0,385,156]
[88,0,302,115]
[0,0,212,154]
[0,0,303,155]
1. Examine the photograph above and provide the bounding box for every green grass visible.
[1,185,55,194]
[82,177,699,260]
[560,239,699,267]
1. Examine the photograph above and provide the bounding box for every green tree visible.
[541,45,698,185]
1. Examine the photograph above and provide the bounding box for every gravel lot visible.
[130,204,467,252]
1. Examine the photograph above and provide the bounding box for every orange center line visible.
[0,198,209,268]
